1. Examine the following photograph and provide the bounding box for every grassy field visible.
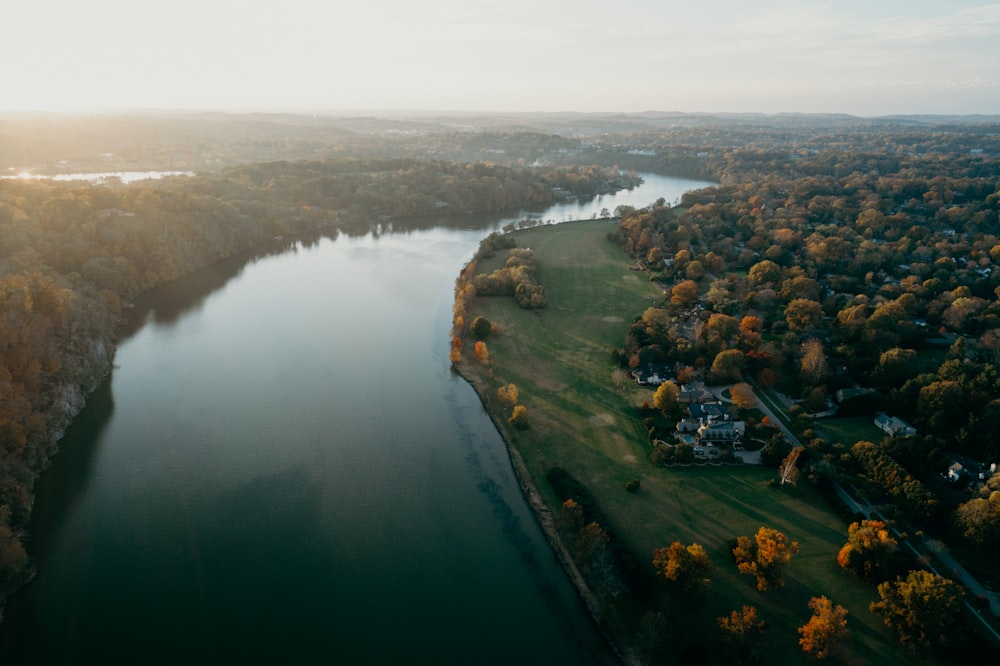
[816,416,885,448]
[457,221,920,664]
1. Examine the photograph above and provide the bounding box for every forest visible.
[608,128,1000,595]
[0,155,632,606]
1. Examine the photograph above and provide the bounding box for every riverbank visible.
[448,220,665,663]
[451,362,640,666]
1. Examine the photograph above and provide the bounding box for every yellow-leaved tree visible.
[733,526,799,591]
[497,383,519,406]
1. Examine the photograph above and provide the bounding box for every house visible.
[633,363,672,386]
[679,385,713,404]
[874,412,917,437]
[697,420,745,444]
[675,419,701,434]
[945,461,968,484]
[943,455,996,485]
[689,402,731,424]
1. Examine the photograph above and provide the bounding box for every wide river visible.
[0,174,712,665]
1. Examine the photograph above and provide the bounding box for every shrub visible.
[470,316,492,339]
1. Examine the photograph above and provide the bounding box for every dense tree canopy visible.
[836,519,901,583]
[870,570,965,650]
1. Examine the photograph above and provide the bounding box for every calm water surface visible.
[0,174,712,665]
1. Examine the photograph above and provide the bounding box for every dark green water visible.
[0,175,711,665]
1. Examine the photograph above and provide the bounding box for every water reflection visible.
[0,172,713,665]
[28,381,115,552]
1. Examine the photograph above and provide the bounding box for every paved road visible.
[749,386,1000,636]
[712,383,1000,630]
[834,461,1000,636]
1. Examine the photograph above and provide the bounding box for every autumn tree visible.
[780,275,821,303]
[685,260,705,280]
[799,339,829,386]
[784,298,823,332]
[652,541,713,593]
[836,519,900,583]
[874,347,920,386]
[717,605,767,661]
[798,596,849,660]
[702,312,740,358]
[710,349,744,382]
[670,279,700,309]
[449,336,463,364]
[509,404,528,428]
[473,341,489,363]
[677,365,696,384]
[870,570,965,649]
[556,498,584,535]
[652,380,680,415]
[497,383,519,406]
[733,526,800,591]
[730,382,757,409]
[748,259,782,285]
[954,491,1000,545]
[778,446,803,486]
[738,315,763,351]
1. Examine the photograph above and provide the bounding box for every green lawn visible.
[458,221,919,664]
[817,416,885,447]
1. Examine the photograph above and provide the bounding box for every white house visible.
[874,412,917,437]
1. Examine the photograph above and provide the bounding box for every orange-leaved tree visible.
[473,341,489,363]
[729,382,757,409]
[497,383,519,406]
[836,519,899,583]
[509,404,528,428]
[652,541,713,593]
[733,526,799,591]
[798,596,849,659]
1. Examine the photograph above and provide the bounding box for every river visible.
[0,173,713,665]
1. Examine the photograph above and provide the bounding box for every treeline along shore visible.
[0,156,635,614]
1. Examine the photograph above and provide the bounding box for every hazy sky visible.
[3,0,998,116]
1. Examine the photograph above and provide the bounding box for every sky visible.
[2,0,998,116]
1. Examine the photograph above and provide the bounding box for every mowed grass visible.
[817,416,885,448]
[460,221,917,664]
